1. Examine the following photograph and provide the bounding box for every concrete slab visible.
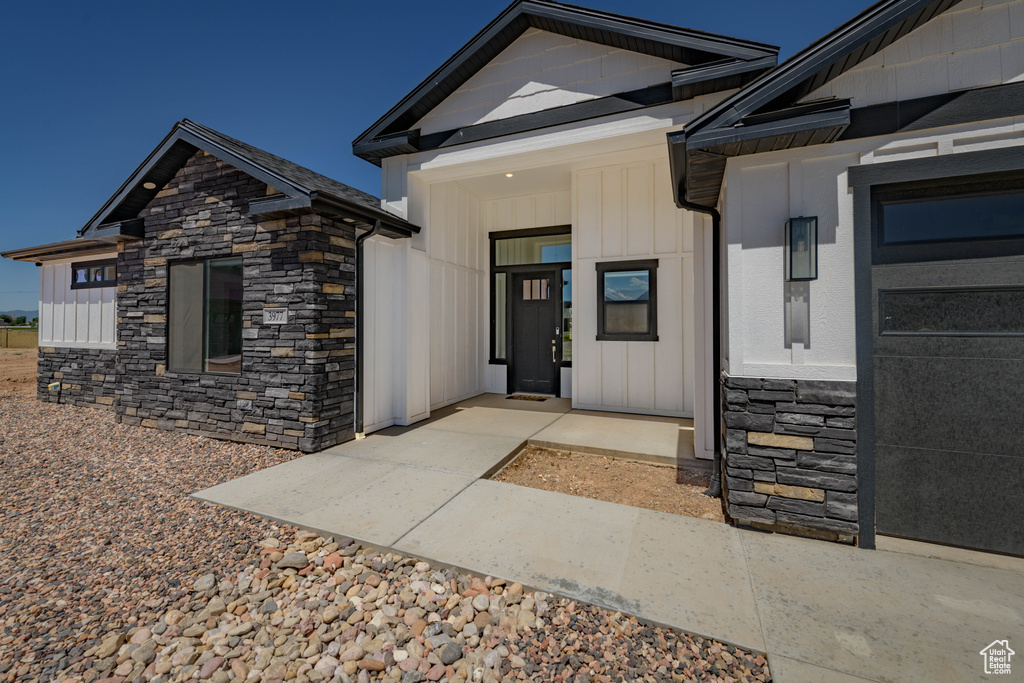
[195,454,476,547]
[320,429,525,479]
[446,393,573,414]
[740,530,1024,683]
[417,405,564,439]
[530,410,697,466]
[876,534,1024,573]
[767,656,880,683]
[395,479,766,652]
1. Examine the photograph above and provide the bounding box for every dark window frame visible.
[489,225,572,366]
[70,258,117,290]
[596,259,659,342]
[872,169,1024,265]
[167,255,244,376]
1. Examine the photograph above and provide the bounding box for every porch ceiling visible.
[455,163,572,200]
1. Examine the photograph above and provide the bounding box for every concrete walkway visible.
[195,394,1024,683]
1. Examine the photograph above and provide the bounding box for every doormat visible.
[507,394,548,402]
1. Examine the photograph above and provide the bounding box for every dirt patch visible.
[0,348,37,397]
[492,445,726,522]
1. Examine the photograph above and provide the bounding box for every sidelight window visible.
[168,257,243,374]
[596,260,658,342]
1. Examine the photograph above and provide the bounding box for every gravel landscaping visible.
[0,352,769,683]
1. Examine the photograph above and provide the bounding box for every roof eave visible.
[247,193,421,240]
[668,103,852,208]
[2,236,124,263]
[686,0,965,136]
[352,0,780,155]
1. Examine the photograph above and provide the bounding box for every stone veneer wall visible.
[36,347,119,408]
[114,150,357,452]
[722,375,858,539]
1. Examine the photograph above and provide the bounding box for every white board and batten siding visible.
[417,28,683,136]
[428,182,487,411]
[573,158,698,418]
[38,256,117,348]
[724,0,1024,384]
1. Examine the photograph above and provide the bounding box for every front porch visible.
[193,393,1024,683]
[196,392,703,549]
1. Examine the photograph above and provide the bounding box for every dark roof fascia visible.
[2,236,122,263]
[352,0,779,160]
[840,80,1024,141]
[311,193,419,239]
[87,219,146,241]
[670,78,1024,209]
[248,193,419,240]
[685,101,852,150]
[79,128,198,238]
[671,54,778,101]
[81,120,420,240]
[668,102,851,208]
[79,123,312,237]
[686,0,964,136]
[355,83,677,164]
[421,83,675,152]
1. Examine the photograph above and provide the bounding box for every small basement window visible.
[70,259,117,289]
[596,260,658,342]
[168,257,243,374]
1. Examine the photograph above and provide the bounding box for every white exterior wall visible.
[725,8,1024,382]
[428,182,487,410]
[723,117,1024,384]
[38,256,118,349]
[362,158,431,433]
[572,158,697,417]
[418,28,682,135]
[804,0,1024,107]
[365,30,725,452]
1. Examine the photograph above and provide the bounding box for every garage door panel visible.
[874,355,1024,457]
[876,445,1024,556]
[873,334,1024,360]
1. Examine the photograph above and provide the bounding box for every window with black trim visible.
[873,169,1024,264]
[71,259,117,289]
[596,260,658,342]
[489,226,572,364]
[168,257,243,374]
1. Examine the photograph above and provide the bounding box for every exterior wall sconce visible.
[785,216,818,281]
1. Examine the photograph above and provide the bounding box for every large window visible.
[596,260,658,342]
[489,226,571,364]
[71,259,117,289]
[169,257,243,374]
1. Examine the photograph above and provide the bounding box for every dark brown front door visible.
[511,271,559,395]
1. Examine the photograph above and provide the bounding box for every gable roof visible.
[353,0,778,165]
[82,119,419,240]
[668,0,969,208]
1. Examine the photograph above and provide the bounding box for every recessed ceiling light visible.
[143,182,157,190]
[505,173,515,178]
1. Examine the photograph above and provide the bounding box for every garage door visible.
[871,171,1024,557]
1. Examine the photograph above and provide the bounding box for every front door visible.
[511,271,559,394]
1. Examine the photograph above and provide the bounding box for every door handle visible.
[552,341,557,363]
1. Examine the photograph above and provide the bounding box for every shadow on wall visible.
[785,281,810,350]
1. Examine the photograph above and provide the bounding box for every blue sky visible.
[0,0,868,313]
